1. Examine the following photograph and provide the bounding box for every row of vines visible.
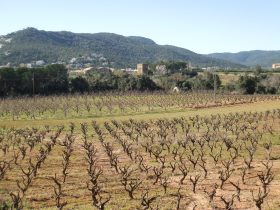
[0,92,279,120]
[0,109,279,209]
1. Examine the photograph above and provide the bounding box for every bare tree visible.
[204,184,218,205]
[241,166,248,184]
[218,168,234,189]
[51,174,67,210]
[121,178,142,199]
[0,161,10,180]
[189,174,201,193]
[61,148,72,183]
[140,190,158,210]
[17,166,34,195]
[153,166,164,185]
[160,177,169,194]
[170,162,177,173]
[178,164,189,185]
[257,160,274,193]
[87,181,111,210]
[230,181,241,202]
[220,194,236,210]
[252,188,269,210]
[198,160,208,179]
[10,192,23,210]
[19,145,27,160]
[175,187,183,210]
[187,154,199,169]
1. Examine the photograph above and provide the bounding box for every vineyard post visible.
[213,70,217,102]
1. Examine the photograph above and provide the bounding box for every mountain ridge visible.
[208,50,280,67]
[0,27,244,68]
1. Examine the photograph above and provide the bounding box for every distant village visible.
[70,63,149,76]
[1,51,280,73]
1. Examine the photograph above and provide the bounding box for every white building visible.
[272,63,280,69]
[35,60,45,66]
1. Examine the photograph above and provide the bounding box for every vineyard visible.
[0,92,279,120]
[0,93,280,210]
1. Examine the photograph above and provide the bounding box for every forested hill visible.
[0,28,244,68]
[208,50,280,67]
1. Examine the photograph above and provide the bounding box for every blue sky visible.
[1,0,279,54]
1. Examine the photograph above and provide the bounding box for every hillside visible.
[0,28,244,68]
[208,50,280,67]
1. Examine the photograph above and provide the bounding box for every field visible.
[0,92,280,210]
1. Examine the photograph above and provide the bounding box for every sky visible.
[0,0,279,54]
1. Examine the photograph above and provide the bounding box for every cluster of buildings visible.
[70,64,149,76]
[272,63,280,69]
[19,60,46,68]
[0,60,46,68]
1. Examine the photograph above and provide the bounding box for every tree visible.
[136,75,159,91]
[70,77,89,93]
[191,72,221,90]
[238,75,257,94]
[43,64,69,94]
[177,80,192,91]
[255,65,262,76]
[0,64,69,96]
